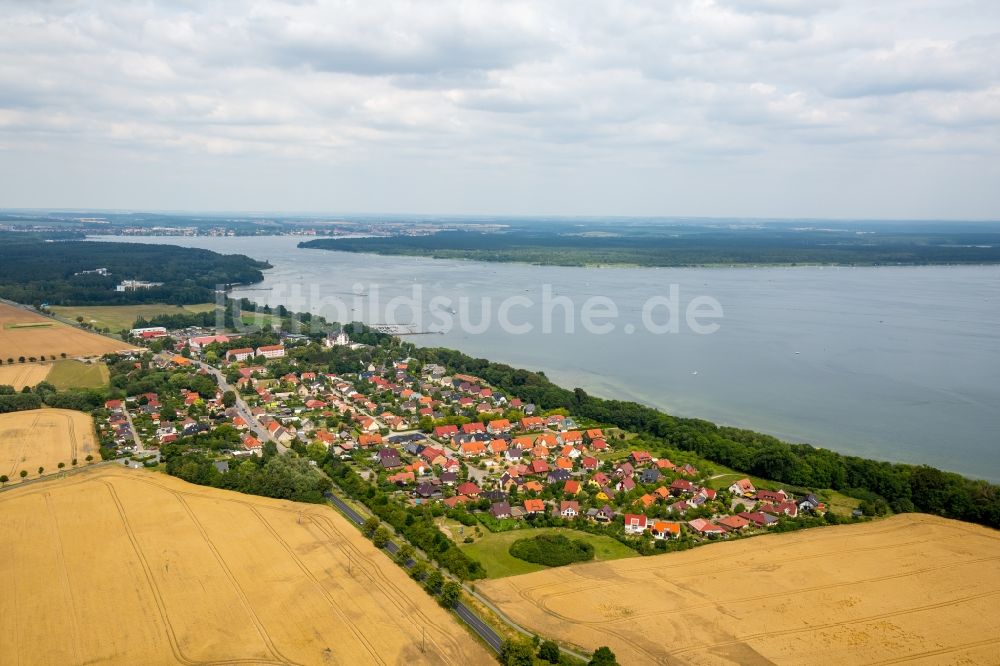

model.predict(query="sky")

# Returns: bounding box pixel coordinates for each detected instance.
[0,0,998,219]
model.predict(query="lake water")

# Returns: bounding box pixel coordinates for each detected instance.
[96,235,1000,481]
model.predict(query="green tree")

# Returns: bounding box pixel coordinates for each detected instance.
[500,639,535,666]
[439,581,461,608]
[372,526,390,548]
[362,516,380,538]
[222,390,237,408]
[306,440,328,463]
[394,543,415,565]
[20,470,27,479]
[538,639,560,663]
[589,646,618,666]
[0,474,8,486]
[424,570,444,594]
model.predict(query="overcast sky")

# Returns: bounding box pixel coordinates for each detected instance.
[1,1,998,219]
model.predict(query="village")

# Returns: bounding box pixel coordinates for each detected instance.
[98,322,832,555]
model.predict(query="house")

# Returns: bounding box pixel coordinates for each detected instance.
[189,334,231,350]
[523,499,546,514]
[388,471,415,485]
[757,489,789,503]
[631,451,653,465]
[242,435,262,454]
[564,479,581,495]
[461,422,486,435]
[590,472,610,487]
[687,518,726,537]
[433,424,458,439]
[227,348,254,362]
[547,469,571,484]
[624,513,648,534]
[651,521,681,540]
[585,428,604,441]
[359,434,383,447]
[798,494,825,513]
[640,468,661,484]
[559,500,580,517]
[581,456,599,471]
[377,448,402,469]
[487,419,511,434]
[256,345,285,359]
[729,478,757,497]
[415,482,441,499]
[761,501,798,518]
[521,416,545,430]
[670,479,696,495]
[490,502,512,519]
[739,511,778,527]
[531,459,550,475]
[615,462,635,478]
[456,481,481,497]
[717,514,750,532]
[459,441,486,457]
[443,495,469,509]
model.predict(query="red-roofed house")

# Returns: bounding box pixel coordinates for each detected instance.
[433,424,458,439]
[523,499,546,514]
[624,513,648,534]
[456,482,481,497]
[651,521,681,540]
[226,348,254,362]
[256,345,285,359]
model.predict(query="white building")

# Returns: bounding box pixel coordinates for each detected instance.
[324,331,350,348]
[256,345,285,359]
[116,280,164,292]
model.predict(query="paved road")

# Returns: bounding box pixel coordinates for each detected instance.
[121,407,146,454]
[324,490,503,653]
[186,358,287,454]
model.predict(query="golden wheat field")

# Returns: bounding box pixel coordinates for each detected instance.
[0,408,100,480]
[0,362,51,390]
[480,514,1000,665]
[0,301,137,360]
[0,466,492,665]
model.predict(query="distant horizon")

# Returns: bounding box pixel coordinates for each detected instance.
[3,207,999,225]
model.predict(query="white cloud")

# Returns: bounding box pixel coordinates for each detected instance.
[0,0,997,218]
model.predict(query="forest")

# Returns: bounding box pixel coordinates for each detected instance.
[301,226,1000,267]
[415,346,1000,529]
[0,233,270,305]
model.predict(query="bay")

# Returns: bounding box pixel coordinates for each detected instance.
[94,235,1000,481]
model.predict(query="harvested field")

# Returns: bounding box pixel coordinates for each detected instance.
[0,301,137,359]
[480,514,1000,665]
[0,408,99,480]
[0,362,50,389]
[0,466,492,665]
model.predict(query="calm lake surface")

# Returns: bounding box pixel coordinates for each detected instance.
[97,236,1000,481]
